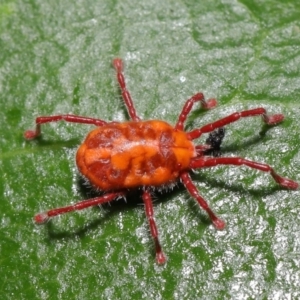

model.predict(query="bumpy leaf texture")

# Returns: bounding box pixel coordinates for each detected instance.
[0,0,299,299]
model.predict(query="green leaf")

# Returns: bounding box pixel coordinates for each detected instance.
[1,0,300,299]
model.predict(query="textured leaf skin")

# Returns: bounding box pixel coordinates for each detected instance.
[1,0,300,299]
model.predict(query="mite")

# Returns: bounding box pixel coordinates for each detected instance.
[24,58,298,264]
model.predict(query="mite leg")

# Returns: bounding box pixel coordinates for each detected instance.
[142,190,166,264]
[187,107,284,140]
[181,172,225,229]
[190,157,298,190]
[175,93,217,130]
[34,192,124,224]
[112,58,141,122]
[24,115,107,139]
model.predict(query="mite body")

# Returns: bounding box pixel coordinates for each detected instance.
[76,120,195,190]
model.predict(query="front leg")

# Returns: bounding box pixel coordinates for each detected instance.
[187,108,284,140]
[24,114,107,139]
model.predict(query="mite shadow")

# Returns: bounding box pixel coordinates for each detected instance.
[214,123,274,154]
[31,137,80,149]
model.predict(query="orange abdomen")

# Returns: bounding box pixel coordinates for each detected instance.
[76,120,196,190]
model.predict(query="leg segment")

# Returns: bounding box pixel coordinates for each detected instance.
[190,157,298,189]
[34,192,124,224]
[187,107,284,140]
[112,58,141,122]
[24,115,107,139]
[142,190,166,264]
[181,172,225,230]
[175,93,217,130]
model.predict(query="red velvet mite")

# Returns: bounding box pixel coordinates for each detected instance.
[24,58,298,264]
